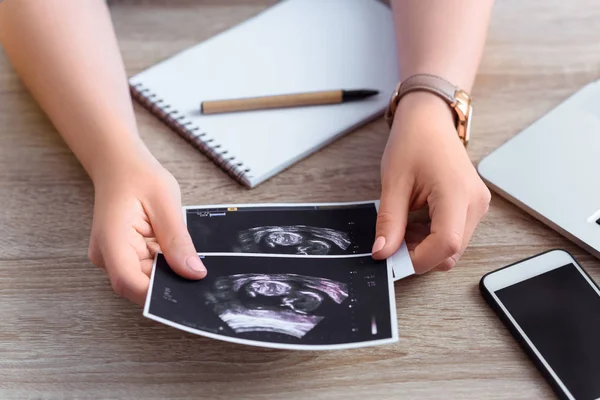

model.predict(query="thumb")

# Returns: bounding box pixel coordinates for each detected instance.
[372,181,411,260]
[150,199,207,280]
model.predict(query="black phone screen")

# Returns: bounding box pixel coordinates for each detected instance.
[495,263,600,400]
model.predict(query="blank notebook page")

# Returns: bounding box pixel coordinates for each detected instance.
[129,0,399,187]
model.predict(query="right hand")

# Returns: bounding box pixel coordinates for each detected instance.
[87,147,206,305]
[372,92,491,273]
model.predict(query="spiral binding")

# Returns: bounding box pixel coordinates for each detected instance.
[130,83,252,187]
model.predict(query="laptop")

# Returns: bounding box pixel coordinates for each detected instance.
[477,79,600,259]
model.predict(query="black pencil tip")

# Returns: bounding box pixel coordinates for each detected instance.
[342,89,379,102]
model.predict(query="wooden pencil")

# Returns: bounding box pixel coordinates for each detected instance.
[200,89,378,114]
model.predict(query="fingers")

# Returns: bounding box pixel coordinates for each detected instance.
[433,186,491,271]
[148,194,207,280]
[141,258,154,277]
[433,206,479,271]
[404,222,429,252]
[433,253,461,272]
[411,193,468,273]
[372,179,412,260]
[103,240,150,306]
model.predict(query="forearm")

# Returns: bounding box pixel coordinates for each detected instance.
[0,0,146,181]
[391,0,493,91]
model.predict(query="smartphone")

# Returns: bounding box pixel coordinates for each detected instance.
[480,249,600,400]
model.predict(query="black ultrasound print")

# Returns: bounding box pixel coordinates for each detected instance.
[186,204,376,255]
[148,254,393,347]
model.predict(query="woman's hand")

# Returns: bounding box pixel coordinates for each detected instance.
[372,91,491,273]
[87,148,206,305]
[0,0,209,304]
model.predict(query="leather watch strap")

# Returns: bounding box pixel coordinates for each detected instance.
[398,74,457,105]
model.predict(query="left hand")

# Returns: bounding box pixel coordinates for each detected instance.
[371,91,491,273]
[88,147,206,305]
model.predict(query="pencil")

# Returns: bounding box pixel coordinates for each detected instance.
[200,89,379,115]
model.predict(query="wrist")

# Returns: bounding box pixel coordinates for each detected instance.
[393,91,455,128]
[86,135,157,185]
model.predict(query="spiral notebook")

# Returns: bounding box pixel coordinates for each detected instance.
[129,0,399,188]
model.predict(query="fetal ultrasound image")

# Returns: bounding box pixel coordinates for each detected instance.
[238,225,351,255]
[185,203,377,255]
[147,254,393,347]
[205,273,348,338]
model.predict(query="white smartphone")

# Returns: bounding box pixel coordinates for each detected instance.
[480,249,600,400]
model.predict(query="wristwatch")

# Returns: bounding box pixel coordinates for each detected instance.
[384,74,473,147]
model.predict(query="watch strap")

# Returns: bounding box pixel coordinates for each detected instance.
[398,74,457,105]
[385,73,472,148]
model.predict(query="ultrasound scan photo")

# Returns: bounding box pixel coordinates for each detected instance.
[204,273,348,339]
[184,202,377,256]
[145,253,397,350]
[237,225,351,255]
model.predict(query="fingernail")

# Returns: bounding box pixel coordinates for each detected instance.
[372,236,386,254]
[186,256,206,272]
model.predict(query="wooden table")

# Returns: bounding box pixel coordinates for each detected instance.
[1,1,599,398]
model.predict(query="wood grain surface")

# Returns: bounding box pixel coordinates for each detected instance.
[1,1,599,399]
